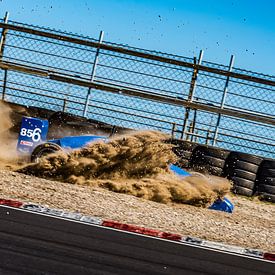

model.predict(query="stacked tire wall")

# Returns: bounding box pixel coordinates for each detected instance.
[223,152,263,197]
[170,140,198,168]
[171,139,274,202]
[256,159,275,203]
[190,145,230,177]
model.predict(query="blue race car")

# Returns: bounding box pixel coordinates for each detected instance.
[16,116,234,213]
[17,116,107,162]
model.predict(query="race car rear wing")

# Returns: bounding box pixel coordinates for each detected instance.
[17,117,49,154]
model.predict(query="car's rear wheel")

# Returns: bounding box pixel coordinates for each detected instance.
[31,142,62,163]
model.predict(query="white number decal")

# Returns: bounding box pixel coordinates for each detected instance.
[20,128,27,136]
[27,129,33,137]
[32,128,42,142]
[20,127,42,142]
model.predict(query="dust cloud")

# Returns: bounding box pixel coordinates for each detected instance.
[18,130,231,206]
[0,101,18,167]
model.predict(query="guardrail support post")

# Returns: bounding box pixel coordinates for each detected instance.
[212,55,235,146]
[181,50,203,139]
[171,123,176,139]
[83,30,104,117]
[2,69,7,100]
[206,130,211,145]
[190,107,197,142]
[0,12,9,101]
[0,12,9,59]
[194,130,199,143]
[63,98,67,112]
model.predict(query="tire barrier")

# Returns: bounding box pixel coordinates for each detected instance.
[256,159,275,203]
[170,139,275,201]
[170,140,198,168]
[48,111,128,138]
[223,152,263,197]
[190,145,231,177]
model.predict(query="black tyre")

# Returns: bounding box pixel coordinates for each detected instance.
[258,184,275,195]
[207,166,223,176]
[232,169,257,182]
[231,177,255,189]
[190,145,229,177]
[183,151,193,159]
[232,185,254,197]
[224,152,263,178]
[171,140,197,169]
[258,168,275,178]
[172,147,193,159]
[257,177,275,186]
[194,156,225,168]
[259,193,275,203]
[222,162,233,178]
[31,142,62,163]
[234,160,259,174]
[260,159,275,169]
[192,145,230,160]
[49,111,83,125]
[170,139,197,151]
[191,164,223,176]
[175,158,190,168]
[227,152,263,165]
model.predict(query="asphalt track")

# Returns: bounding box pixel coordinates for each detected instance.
[0,205,273,275]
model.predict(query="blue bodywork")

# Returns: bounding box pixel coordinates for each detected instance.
[17,117,49,154]
[209,197,234,213]
[170,164,191,177]
[49,135,106,149]
[170,164,234,213]
[17,116,234,213]
[17,117,106,154]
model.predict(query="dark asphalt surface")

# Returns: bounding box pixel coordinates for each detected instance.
[0,205,273,275]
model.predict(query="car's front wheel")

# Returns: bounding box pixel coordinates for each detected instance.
[31,142,62,163]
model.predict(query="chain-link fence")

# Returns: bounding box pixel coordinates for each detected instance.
[0,15,274,158]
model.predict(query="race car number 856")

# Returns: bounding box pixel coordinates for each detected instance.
[20,127,42,142]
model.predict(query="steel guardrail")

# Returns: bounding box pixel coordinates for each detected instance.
[0,16,274,157]
[0,22,274,87]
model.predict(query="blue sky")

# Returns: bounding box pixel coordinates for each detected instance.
[0,0,274,75]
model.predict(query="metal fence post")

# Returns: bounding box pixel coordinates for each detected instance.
[63,98,67,112]
[2,69,7,100]
[212,55,235,146]
[0,12,9,101]
[190,107,197,142]
[181,50,204,139]
[0,12,9,59]
[171,122,176,139]
[83,30,104,117]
